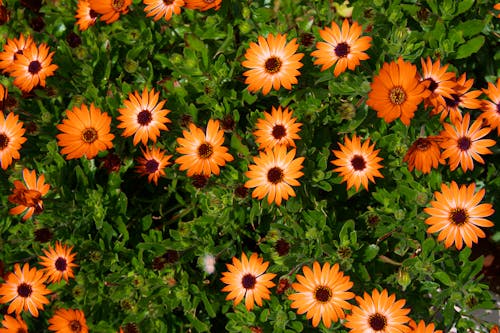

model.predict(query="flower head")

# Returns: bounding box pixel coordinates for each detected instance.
[144,0,184,20]
[344,289,411,333]
[403,136,444,174]
[288,262,354,328]
[0,263,51,317]
[419,57,456,109]
[8,168,50,221]
[48,308,88,333]
[9,42,58,93]
[311,19,371,77]
[244,145,304,206]
[439,113,495,172]
[39,241,78,283]
[117,88,171,146]
[56,103,114,160]
[135,146,172,185]
[253,106,302,150]
[89,0,132,24]
[242,33,304,95]
[0,111,27,170]
[0,34,34,74]
[184,0,221,11]
[409,320,443,333]
[175,119,233,176]
[367,57,428,125]
[424,181,494,250]
[331,134,383,191]
[221,253,276,311]
[480,78,500,135]
[75,0,98,30]
[0,315,28,333]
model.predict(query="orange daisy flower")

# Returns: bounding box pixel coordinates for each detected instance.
[242,33,304,95]
[117,88,171,146]
[75,0,98,31]
[0,263,51,317]
[419,57,456,109]
[0,314,28,333]
[48,308,88,333]
[288,262,354,328]
[0,83,7,111]
[9,42,58,93]
[480,78,500,135]
[220,252,276,311]
[403,136,444,174]
[184,0,221,11]
[8,168,50,221]
[253,106,302,150]
[39,241,78,283]
[439,113,495,172]
[144,0,184,21]
[424,181,494,250]
[135,146,172,185]
[0,111,27,170]
[409,320,443,333]
[175,119,233,176]
[244,145,304,206]
[0,34,34,74]
[433,73,482,123]
[311,19,371,77]
[56,103,114,160]
[344,289,411,333]
[367,57,428,125]
[331,134,383,191]
[89,0,132,24]
[491,325,499,333]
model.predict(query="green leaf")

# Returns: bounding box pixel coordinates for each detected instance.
[433,271,453,286]
[363,244,380,262]
[455,35,485,59]
[457,0,474,15]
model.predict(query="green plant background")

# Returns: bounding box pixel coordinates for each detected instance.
[0,0,499,332]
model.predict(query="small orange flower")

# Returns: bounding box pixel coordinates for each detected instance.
[117,88,171,146]
[9,42,58,93]
[367,57,428,125]
[0,263,51,317]
[419,57,456,109]
[491,325,499,333]
[242,33,304,95]
[135,146,172,185]
[8,168,50,221]
[56,103,114,160]
[244,145,304,206]
[175,119,233,176]
[75,0,98,31]
[439,113,495,172]
[89,0,132,24]
[494,3,500,17]
[39,241,78,283]
[0,314,29,333]
[403,136,444,174]
[144,0,184,21]
[480,78,500,135]
[0,111,27,170]
[344,289,411,333]
[221,253,276,311]
[184,0,221,11]
[433,73,482,123]
[48,308,88,333]
[311,19,371,77]
[331,134,383,191]
[253,106,302,150]
[0,83,7,111]
[424,181,494,250]
[0,34,34,74]
[288,262,354,328]
[409,320,443,333]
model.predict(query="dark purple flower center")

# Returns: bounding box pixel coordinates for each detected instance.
[0,133,9,150]
[17,283,32,298]
[427,78,438,92]
[415,138,431,151]
[351,155,366,171]
[264,56,282,74]
[81,127,98,143]
[69,320,82,332]
[241,273,256,289]
[137,110,153,126]
[145,159,159,173]
[445,94,460,108]
[457,137,471,151]
[368,313,387,331]
[314,286,332,303]
[55,257,68,271]
[334,42,350,58]
[28,60,41,74]
[267,167,284,184]
[450,208,468,225]
[198,143,213,159]
[272,124,286,139]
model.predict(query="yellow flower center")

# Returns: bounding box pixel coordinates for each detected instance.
[389,86,406,105]
[264,56,282,74]
[81,127,98,143]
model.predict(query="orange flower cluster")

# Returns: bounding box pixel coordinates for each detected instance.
[220,254,447,331]
[0,34,58,93]
[0,242,81,331]
[75,0,222,30]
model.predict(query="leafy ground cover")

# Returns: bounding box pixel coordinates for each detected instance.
[0,0,499,332]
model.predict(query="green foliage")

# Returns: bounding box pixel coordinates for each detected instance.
[0,0,499,332]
